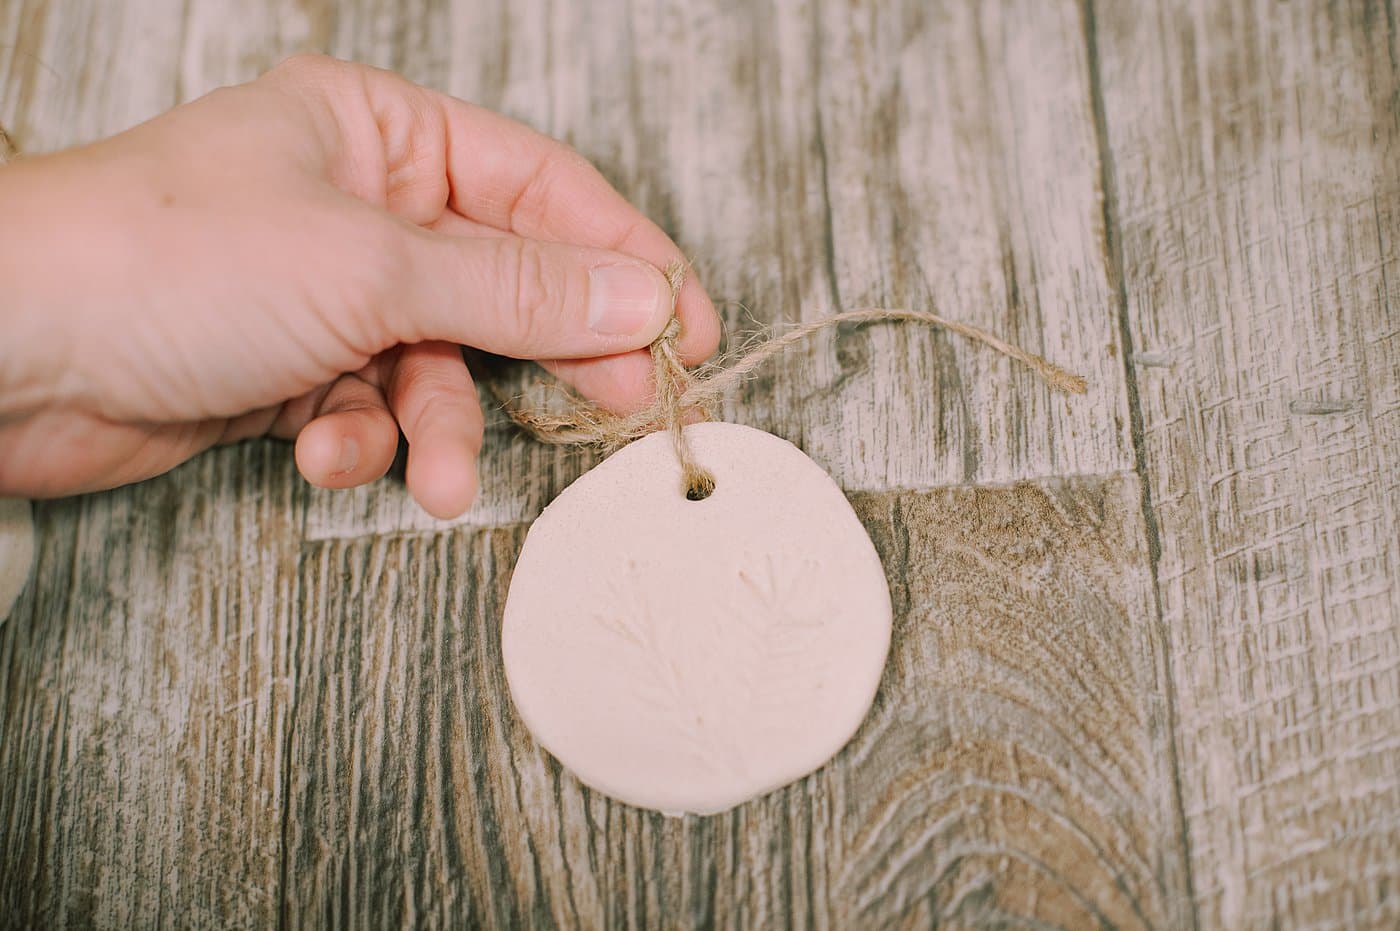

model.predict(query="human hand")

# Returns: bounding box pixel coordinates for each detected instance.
[0,55,719,517]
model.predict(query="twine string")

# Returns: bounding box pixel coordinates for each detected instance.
[508,262,1088,499]
[650,262,716,499]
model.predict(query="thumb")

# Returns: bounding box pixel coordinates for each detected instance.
[397,228,676,359]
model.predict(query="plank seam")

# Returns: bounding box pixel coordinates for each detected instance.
[275,544,308,931]
[295,470,1159,544]
[1079,1,1201,927]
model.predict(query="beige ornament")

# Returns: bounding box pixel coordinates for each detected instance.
[0,498,34,626]
[503,422,891,815]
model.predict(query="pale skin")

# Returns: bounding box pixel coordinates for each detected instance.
[0,54,721,518]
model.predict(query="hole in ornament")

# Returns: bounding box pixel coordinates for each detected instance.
[685,472,716,501]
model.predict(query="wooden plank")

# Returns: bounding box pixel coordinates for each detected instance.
[1090,0,1400,926]
[281,475,1187,928]
[0,445,302,927]
[0,0,185,148]
[0,0,1192,926]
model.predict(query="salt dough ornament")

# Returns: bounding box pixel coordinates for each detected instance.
[503,422,891,815]
[0,498,35,626]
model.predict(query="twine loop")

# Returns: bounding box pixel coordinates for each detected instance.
[648,268,716,499]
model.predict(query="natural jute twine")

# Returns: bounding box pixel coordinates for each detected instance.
[507,262,1088,499]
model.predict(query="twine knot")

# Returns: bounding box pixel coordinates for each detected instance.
[649,271,716,500]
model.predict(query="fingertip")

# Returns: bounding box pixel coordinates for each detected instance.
[295,410,397,488]
[407,436,480,519]
[294,418,344,484]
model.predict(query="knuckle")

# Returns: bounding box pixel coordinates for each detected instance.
[497,238,560,349]
[544,144,595,182]
[510,144,594,229]
[411,390,468,439]
[395,365,482,449]
[264,54,368,100]
[268,52,337,82]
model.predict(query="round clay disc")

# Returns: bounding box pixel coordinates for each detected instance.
[0,498,34,626]
[502,422,892,815]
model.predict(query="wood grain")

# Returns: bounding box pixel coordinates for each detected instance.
[0,444,302,927]
[1091,0,1400,926]
[3,468,1181,928]
[278,476,1183,929]
[2,0,1397,927]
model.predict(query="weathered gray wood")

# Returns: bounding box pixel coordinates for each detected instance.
[2,470,1182,928]
[0,444,302,927]
[280,476,1184,929]
[1092,0,1400,926]
[5,0,1398,927]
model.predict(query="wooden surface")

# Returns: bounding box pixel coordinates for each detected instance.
[0,0,1395,927]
